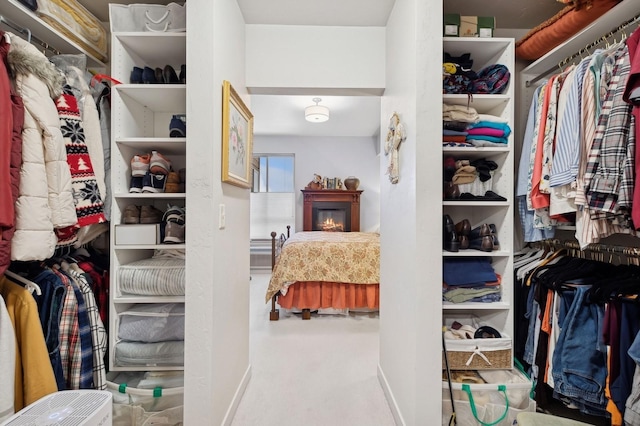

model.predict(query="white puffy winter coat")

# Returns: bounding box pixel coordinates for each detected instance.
[8,35,77,261]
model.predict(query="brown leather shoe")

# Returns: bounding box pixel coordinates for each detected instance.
[469,235,494,252]
[444,181,460,199]
[123,205,140,224]
[140,205,164,224]
[165,171,181,193]
[455,219,471,249]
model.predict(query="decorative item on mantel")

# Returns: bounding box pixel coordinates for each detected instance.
[306,173,323,190]
[344,176,360,190]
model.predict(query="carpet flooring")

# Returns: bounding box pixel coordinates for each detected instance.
[230,272,396,426]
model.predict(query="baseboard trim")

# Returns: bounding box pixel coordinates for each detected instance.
[378,363,405,426]
[222,364,252,426]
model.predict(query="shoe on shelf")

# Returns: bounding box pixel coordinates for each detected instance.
[122,205,141,224]
[162,205,185,244]
[469,235,494,252]
[131,153,151,177]
[455,219,471,250]
[140,205,164,224]
[129,176,143,193]
[142,172,167,193]
[469,223,491,240]
[149,150,171,175]
[178,168,186,184]
[444,182,460,200]
[130,66,143,84]
[169,115,186,138]
[165,171,181,193]
[142,66,158,84]
[155,67,164,85]
[163,65,180,84]
[179,64,186,84]
[443,214,459,252]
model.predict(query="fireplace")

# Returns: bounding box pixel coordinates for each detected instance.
[313,202,350,232]
[302,189,363,232]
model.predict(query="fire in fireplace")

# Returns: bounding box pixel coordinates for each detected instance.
[312,202,351,232]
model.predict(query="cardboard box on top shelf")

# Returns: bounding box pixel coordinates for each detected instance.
[460,16,495,38]
[443,13,460,37]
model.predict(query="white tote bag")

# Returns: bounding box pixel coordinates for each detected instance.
[109,3,186,33]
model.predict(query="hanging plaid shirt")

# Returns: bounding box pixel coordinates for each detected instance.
[65,271,94,389]
[584,45,635,229]
[55,268,79,389]
[54,268,94,389]
[64,264,107,390]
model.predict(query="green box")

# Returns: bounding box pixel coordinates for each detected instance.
[460,16,495,38]
[443,13,460,37]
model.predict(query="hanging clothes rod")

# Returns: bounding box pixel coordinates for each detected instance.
[558,12,640,69]
[525,12,640,87]
[0,14,61,56]
[534,239,640,258]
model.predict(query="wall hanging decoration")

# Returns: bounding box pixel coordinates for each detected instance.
[222,80,254,188]
[384,112,406,184]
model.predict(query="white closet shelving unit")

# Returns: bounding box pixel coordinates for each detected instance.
[442,37,515,361]
[1,0,106,68]
[109,28,186,371]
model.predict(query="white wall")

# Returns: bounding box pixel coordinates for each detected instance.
[378,0,443,424]
[184,0,251,424]
[246,25,385,94]
[254,135,380,233]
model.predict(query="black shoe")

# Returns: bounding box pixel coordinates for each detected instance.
[443,215,459,252]
[164,65,180,84]
[130,66,143,84]
[142,66,157,84]
[155,67,164,84]
[179,64,186,84]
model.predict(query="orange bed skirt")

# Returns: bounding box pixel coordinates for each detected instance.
[277,281,379,310]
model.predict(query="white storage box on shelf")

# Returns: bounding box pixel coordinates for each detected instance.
[442,368,535,426]
[114,224,161,245]
[107,371,184,426]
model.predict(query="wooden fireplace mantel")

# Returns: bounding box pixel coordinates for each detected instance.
[301,189,363,232]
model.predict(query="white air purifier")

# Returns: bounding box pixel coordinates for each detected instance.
[1,390,112,426]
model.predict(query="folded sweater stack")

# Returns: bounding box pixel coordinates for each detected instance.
[465,114,511,147]
[443,104,479,147]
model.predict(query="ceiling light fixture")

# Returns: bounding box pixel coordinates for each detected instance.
[305,97,330,123]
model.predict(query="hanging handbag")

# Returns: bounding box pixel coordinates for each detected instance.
[109,3,187,33]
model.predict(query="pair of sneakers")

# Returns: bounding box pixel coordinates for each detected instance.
[130,172,167,193]
[130,151,172,193]
[131,151,171,176]
[161,205,185,244]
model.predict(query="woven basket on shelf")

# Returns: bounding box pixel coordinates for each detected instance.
[442,336,512,370]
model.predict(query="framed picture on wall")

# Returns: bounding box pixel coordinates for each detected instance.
[222,80,254,188]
